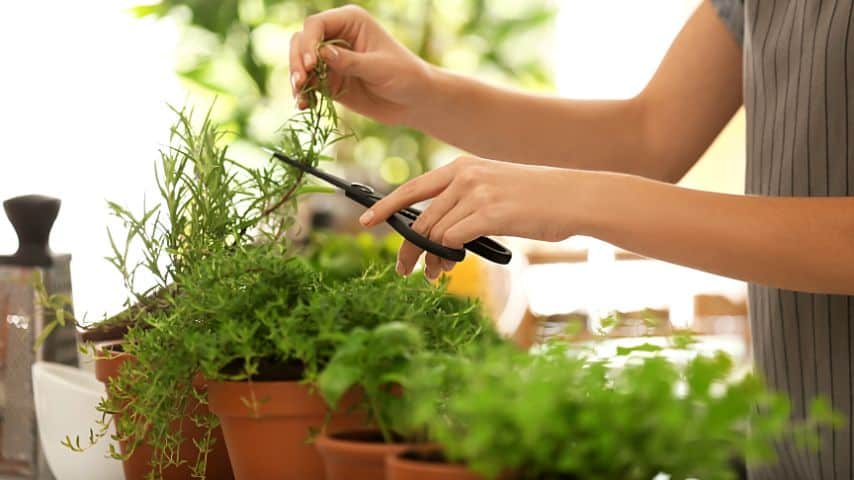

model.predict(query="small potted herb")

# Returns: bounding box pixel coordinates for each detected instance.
[49,101,304,480]
[172,242,365,480]
[389,341,841,480]
[311,279,499,480]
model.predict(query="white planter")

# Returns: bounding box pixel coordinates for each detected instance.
[31,362,123,480]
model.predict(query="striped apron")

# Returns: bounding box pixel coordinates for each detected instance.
[713,0,854,478]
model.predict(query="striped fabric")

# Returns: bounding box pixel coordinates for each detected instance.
[712,0,854,479]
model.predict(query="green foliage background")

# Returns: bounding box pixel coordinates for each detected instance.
[133,0,555,185]
[419,342,841,480]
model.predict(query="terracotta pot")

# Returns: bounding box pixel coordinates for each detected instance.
[387,450,485,480]
[208,380,367,480]
[316,429,418,480]
[94,347,234,480]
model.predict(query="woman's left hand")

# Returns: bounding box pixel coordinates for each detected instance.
[359,156,593,279]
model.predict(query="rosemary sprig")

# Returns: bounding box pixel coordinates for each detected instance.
[268,39,354,215]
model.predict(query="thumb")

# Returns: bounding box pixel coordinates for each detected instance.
[319,45,384,82]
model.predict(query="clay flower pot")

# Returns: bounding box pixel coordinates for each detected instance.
[315,429,418,480]
[387,449,485,480]
[207,380,367,480]
[94,346,233,480]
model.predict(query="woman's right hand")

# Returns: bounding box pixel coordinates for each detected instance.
[289,5,434,126]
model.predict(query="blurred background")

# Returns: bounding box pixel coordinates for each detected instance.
[0,0,748,360]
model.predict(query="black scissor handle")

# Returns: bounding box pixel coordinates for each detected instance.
[464,236,512,265]
[398,203,512,265]
[346,185,512,265]
[385,212,467,262]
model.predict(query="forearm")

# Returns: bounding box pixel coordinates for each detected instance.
[409,69,652,176]
[580,173,854,295]
[405,1,742,183]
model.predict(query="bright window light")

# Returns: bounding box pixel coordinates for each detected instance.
[554,0,700,99]
[0,0,182,321]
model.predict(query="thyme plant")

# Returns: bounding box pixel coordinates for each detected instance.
[104,241,496,477]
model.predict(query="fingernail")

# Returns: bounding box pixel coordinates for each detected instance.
[290,72,300,91]
[325,45,339,59]
[442,260,454,272]
[426,268,439,281]
[304,52,313,68]
[359,210,374,225]
[396,259,405,276]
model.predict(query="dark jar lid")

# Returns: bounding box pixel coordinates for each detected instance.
[0,194,61,267]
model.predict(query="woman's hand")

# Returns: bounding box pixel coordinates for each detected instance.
[289,5,434,125]
[359,156,593,279]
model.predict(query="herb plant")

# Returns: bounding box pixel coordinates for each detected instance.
[68,104,317,477]
[302,231,399,282]
[62,43,500,480]
[311,271,500,442]
[80,39,348,341]
[420,342,840,480]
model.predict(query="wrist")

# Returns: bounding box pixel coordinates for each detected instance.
[402,65,463,131]
[568,169,624,239]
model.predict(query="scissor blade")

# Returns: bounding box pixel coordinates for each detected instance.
[263,148,350,191]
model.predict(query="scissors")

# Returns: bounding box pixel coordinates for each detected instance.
[265,148,512,265]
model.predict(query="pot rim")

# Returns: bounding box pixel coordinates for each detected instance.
[93,343,134,384]
[316,429,422,456]
[207,379,341,417]
[388,448,477,475]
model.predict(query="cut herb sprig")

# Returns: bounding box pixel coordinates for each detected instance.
[272,39,354,215]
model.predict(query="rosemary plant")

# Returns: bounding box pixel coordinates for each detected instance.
[65,101,321,477]
[79,41,350,340]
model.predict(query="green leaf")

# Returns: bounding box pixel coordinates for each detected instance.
[317,362,361,408]
[296,185,336,196]
[129,3,167,18]
[615,343,663,356]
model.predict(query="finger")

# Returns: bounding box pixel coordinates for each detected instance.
[429,201,477,248]
[299,16,323,71]
[409,183,461,240]
[328,72,346,99]
[398,208,442,278]
[319,46,385,82]
[428,202,476,273]
[417,193,458,280]
[424,253,442,280]
[410,211,441,280]
[441,258,456,272]
[300,6,366,71]
[442,214,489,251]
[289,32,306,97]
[397,240,423,276]
[359,165,455,227]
